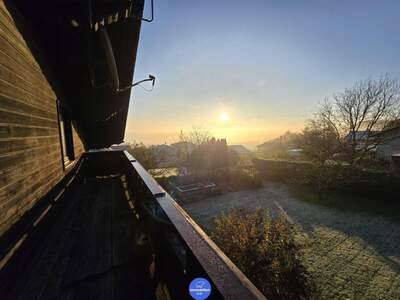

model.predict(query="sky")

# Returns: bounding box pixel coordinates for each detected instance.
[125,0,400,148]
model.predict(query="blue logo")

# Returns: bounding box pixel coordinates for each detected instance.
[189,277,211,300]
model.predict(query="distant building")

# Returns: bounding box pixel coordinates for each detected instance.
[345,130,380,151]
[170,141,196,155]
[346,122,400,164]
[151,144,178,167]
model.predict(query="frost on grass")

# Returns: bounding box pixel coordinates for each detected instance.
[183,183,400,299]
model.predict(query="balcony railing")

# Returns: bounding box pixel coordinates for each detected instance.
[0,150,265,299]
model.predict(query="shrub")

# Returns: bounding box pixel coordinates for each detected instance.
[211,209,314,300]
[208,167,263,191]
[254,158,400,199]
[253,158,311,182]
[294,163,348,195]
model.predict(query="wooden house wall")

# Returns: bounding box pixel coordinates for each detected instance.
[0,1,84,235]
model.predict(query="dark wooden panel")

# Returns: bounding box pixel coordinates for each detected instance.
[0,157,60,203]
[0,135,59,155]
[63,178,113,285]
[72,127,84,157]
[0,64,57,107]
[0,94,57,120]
[0,10,40,67]
[0,149,60,184]
[0,161,62,224]
[0,124,58,139]
[0,108,58,128]
[0,79,55,110]
[0,143,60,171]
[0,1,84,234]
[0,43,53,91]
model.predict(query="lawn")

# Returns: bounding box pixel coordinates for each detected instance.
[291,187,400,222]
[182,183,400,299]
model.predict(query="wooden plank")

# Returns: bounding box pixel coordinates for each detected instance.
[0,174,155,299]
[0,145,60,178]
[0,158,61,208]
[0,152,61,208]
[0,64,56,105]
[0,143,60,171]
[0,168,62,235]
[112,176,142,265]
[0,8,34,50]
[112,262,155,300]
[0,135,59,154]
[1,177,83,299]
[0,124,58,139]
[0,108,58,128]
[0,17,40,68]
[60,270,114,300]
[0,149,60,186]
[1,176,61,233]
[0,78,55,110]
[73,128,84,155]
[0,1,13,19]
[0,46,53,93]
[0,150,61,192]
[111,177,155,299]
[0,135,59,155]
[63,178,113,285]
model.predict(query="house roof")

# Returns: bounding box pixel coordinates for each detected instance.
[379,121,400,137]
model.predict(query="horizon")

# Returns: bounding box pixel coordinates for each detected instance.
[124,0,400,147]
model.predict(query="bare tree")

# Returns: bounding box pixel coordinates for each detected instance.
[178,127,212,146]
[176,127,212,165]
[128,142,168,176]
[317,75,400,165]
[299,118,340,165]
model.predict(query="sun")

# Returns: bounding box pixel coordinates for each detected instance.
[219,112,230,122]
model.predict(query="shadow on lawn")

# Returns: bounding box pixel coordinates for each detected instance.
[287,186,400,274]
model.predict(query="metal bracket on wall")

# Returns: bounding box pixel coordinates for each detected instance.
[129,0,154,22]
[97,26,155,93]
[87,0,155,92]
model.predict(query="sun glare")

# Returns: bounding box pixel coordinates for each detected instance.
[219,112,230,122]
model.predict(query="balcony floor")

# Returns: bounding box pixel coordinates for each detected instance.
[0,175,155,300]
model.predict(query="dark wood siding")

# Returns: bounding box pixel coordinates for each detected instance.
[0,1,83,234]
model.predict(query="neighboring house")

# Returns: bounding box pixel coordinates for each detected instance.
[152,144,179,167]
[345,130,380,151]
[376,126,400,162]
[171,141,196,154]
